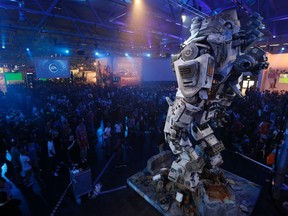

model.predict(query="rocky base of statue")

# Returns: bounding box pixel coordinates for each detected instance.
[127,151,261,216]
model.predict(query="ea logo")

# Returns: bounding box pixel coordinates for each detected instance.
[49,63,58,73]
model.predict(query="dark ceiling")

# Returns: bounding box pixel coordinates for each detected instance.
[0,0,288,66]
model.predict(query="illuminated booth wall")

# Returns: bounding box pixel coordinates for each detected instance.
[112,57,142,86]
[108,57,176,84]
[260,53,288,91]
[75,57,181,85]
[0,68,6,93]
[142,58,176,82]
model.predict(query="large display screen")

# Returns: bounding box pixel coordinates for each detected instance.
[4,72,23,81]
[279,73,288,83]
[34,57,70,78]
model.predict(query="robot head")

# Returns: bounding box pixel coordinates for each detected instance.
[196,9,241,38]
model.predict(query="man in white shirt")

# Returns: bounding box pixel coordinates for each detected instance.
[19,150,33,187]
[103,123,112,155]
[47,136,58,176]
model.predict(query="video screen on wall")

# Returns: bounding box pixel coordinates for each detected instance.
[279,73,288,84]
[34,57,70,78]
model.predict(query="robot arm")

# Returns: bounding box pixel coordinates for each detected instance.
[234,47,269,75]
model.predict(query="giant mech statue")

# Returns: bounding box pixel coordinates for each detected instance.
[164,9,269,192]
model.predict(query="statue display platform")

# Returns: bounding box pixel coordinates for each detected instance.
[127,151,261,216]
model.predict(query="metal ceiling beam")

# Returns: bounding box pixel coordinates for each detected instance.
[0,23,124,43]
[167,0,177,22]
[62,4,86,37]
[0,2,128,33]
[87,0,103,23]
[36,0,60,30]
[265,15,288,22]
[107,0,130,7]
[112,20,183,40]
[231,0,253,15]
[109,10,127,22]
[0,2,185,42]
[168,0,208,18]
[33,0,44,11]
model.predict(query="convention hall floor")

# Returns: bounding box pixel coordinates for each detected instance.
[2,132,288,216]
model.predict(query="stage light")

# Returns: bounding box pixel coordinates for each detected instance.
[147,53,151,57]
[134,0,141,5]
[1,32,5,50]
[95,52,99,56]
[149,46,152,49]
[273,35,276,39]
[65,50,69,54]
[125,53,129,57]
[281,47,285,51]
[26,48,30,51]
[181,15,186,22]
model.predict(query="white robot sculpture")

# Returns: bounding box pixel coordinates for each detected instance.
[164,9,269,192]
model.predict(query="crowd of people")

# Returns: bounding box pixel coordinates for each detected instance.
[219,88,288,164]
[0,80,175,183]
[0,79,287,215]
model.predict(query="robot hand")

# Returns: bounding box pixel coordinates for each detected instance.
[214,105,229,128]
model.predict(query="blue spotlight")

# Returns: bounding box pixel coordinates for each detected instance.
[125,53,129,57]
[95,52,99,56]
[26,48,30,51]
[65,50,69,54]
[147,53,151,57]
[2,45,5,49]
[281,47,285,51]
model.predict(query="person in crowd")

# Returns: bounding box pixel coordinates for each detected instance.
[26,139,41,174]
[114,120,123,141]
[103,122,112,156]
[266,133,285,167]
[258,119,272,142]
[96,122,104,145]
[9,141,22,185]
[114,138,127,169]
[66,134,79,166]
[19,148,33,187]
[47,135,59,177]
[76,118,89,163]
